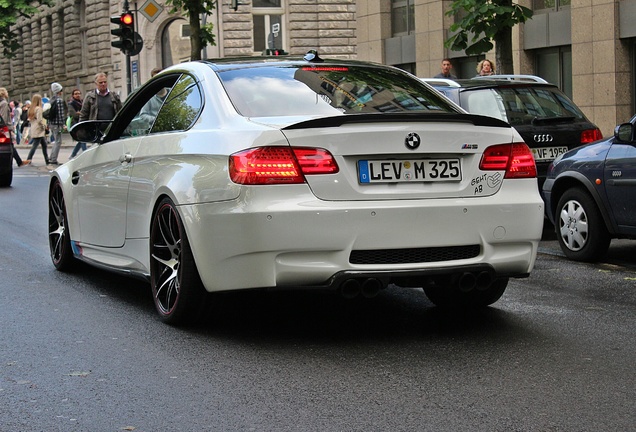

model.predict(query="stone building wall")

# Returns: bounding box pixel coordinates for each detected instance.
[0,0,358,104]
[1,1,126,104]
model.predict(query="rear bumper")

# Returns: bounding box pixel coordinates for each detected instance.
[180,180,544,292]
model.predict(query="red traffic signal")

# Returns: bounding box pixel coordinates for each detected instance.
[121,12,134,27]
[110,11,137,55]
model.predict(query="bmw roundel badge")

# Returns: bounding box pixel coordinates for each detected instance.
[405,132,421,150]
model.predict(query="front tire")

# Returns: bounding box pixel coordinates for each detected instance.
[150,198,206,325]
[48,180,77,271]
[555,187,610,262]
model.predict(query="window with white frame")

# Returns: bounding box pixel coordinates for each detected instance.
[253,2,284,53]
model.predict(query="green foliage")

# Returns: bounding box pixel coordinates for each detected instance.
[0,0,54,58]
[445,0,533,55]
[165,0,216,60]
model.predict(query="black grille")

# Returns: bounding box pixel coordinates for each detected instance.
[349,245,481,265]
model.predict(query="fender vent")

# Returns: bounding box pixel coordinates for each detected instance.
[350,245,480,265]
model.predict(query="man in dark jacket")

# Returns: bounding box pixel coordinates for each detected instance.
[79,72,122,123]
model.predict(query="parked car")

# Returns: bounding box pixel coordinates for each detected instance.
[0,116,13,187]
[422,75,602,189]
[53,53,544,324]
[543,114,636,262]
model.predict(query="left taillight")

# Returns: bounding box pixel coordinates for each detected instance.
[229,147,338,185]
[480,142,537,179]
[0,125,11,145]
[581,128,603,144]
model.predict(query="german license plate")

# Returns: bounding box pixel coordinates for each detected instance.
[358,159,461,183]
[532,146,568,162]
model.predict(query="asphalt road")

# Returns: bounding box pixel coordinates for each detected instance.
[1,159,635,432]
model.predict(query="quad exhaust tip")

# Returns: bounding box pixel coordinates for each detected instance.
[339,278,385,299]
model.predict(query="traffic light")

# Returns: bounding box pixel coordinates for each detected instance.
[110,12,136,55]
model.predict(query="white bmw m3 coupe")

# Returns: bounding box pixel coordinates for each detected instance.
[50,52,544,324]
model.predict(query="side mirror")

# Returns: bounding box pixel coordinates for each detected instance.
[614,123,635,143]
[70,120,111,143]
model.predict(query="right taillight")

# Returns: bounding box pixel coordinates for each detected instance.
[480,142,537,179]
[581,128,603,144]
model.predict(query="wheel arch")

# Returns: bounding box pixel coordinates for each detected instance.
[550,171,616,234]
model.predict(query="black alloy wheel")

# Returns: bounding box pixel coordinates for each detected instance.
[150,198,206,325]
[48,180,77,271]
[555,187,610,262]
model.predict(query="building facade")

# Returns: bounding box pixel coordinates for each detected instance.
[0,0,356,103]
[1,0,634,137]
[356,0,636,136]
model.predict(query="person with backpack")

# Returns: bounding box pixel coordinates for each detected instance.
[47,82,68,165]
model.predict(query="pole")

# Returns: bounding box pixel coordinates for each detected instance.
[126,53,132,95]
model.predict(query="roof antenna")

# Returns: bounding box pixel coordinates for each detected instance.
[304,50,323,62]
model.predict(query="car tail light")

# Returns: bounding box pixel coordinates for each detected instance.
[0,125,11,145]
[229,147,338,185]
[580,128,603,144]
[480,142,537,179]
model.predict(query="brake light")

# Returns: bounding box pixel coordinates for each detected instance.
[0,125,10,145]
[229,147,338,185]
[480,142,537,179]
[580,128,602,144]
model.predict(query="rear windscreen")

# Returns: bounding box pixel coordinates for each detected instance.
[460,86,588,126]
[218,65,460,117]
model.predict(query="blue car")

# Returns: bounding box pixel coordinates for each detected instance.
[543,114,636,261]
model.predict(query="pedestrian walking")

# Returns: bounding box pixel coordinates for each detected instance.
[79,72,122,123]
[47,82,68,165]
[0,87,26,167]
[68,88,86,159]
[19,100,30,145]
[11,100,22,145]
[23,94,49,166]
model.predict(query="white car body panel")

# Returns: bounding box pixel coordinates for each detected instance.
[51,58,544,306]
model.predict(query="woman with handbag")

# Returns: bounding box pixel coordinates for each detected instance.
[23,94,49,165]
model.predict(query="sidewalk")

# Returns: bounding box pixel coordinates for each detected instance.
[15,140,79,172]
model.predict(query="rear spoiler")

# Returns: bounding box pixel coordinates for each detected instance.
[282,113,510,130]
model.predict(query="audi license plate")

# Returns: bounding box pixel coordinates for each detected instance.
[358,159,461,183]
[532,146,568,162]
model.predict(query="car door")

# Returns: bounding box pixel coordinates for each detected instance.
[604,141,636,230]
[75,75,180,247]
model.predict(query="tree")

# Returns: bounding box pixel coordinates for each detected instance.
[165,0,216,61]
[0,0,54,58]
[445,0,533,74]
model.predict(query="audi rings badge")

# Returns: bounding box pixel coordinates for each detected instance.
[533,134,554,143]
[405,132,421,150]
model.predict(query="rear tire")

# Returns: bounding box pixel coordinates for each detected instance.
[424,277,508,308]
[150,198,206,325]
[555,187,610,262]
[48,180,77,271]
[0,167,12,187]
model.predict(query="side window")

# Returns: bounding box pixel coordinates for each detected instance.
[151,74,202,133]
[115,74,181,139]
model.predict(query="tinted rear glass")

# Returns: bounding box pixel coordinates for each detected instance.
[218,65,459,117]
[459,86,588,126]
